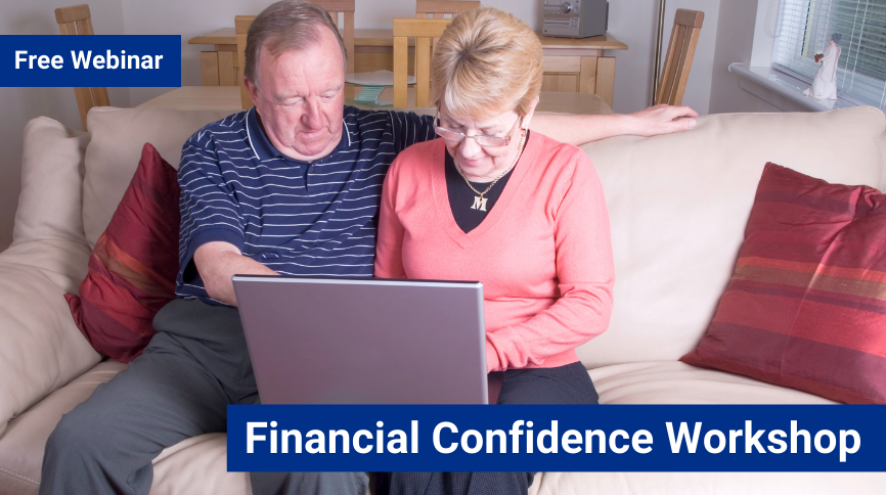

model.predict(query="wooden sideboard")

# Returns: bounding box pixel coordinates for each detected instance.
[189,29,627,106]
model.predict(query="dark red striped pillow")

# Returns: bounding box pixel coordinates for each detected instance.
[681,163,886,404]
[65,143,179,362]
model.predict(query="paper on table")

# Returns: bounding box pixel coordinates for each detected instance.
[344,70,416,87]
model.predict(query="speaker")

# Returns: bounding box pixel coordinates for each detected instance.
[542,0,609,38]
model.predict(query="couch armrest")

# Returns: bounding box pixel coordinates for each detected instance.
[0,115,103,435]
[0,241,99,436]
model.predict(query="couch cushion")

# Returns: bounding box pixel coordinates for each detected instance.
[590,361,835,405]
[152,434,250,495]
[0,361,252,495]
[578,107,886,369]
[67,144,180,363]
[0,361,124,495]
[0,261,101,438]
[83,107,235,247]
[532,472,886,495]
[12,117,89,246]
[682,163,886,404]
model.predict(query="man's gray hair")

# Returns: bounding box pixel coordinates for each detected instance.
[244,0,347,89]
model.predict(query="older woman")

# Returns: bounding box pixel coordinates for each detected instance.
[374,7,614,494]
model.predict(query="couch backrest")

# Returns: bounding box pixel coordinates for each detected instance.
[83,107,236,247]
[82,105,886,370]
[577,106,886,369]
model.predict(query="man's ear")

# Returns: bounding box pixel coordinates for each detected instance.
[244,76,260,107]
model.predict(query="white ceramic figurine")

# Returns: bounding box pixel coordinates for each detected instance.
[804,33,842,100]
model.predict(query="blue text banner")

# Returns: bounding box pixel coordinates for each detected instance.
[227,405,886,472]
[3,35,180,87]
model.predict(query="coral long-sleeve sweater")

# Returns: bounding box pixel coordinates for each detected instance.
[374,133,614,372]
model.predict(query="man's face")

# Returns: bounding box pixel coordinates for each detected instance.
[246,26,345,161]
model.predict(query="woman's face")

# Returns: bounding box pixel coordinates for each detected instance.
[437,105,527,182]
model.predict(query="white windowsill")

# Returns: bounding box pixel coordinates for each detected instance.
[728,63,860,112]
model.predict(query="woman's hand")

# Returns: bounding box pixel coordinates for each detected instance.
[622,104,698,136]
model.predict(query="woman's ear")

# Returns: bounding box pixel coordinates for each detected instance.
[520,95,541,130]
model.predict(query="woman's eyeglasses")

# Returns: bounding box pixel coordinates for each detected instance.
[434,113,523,148]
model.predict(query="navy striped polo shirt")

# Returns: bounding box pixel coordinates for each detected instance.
[176,106,435,304]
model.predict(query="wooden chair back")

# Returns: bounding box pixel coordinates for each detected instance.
[318,0,355,76]
[415,0,480,18]
[415,0,477,82]
[236,15,255,110]
[654,9,704,106]
[393,18,451,108]
[236,0,356,110]
[55,4,110,131]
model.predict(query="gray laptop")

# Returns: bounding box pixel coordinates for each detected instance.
[232,275,490,405]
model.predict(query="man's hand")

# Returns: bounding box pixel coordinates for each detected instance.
[621,104,698,137]
[193,241,278,306]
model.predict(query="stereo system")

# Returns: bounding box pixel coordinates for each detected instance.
[542,0,609,39]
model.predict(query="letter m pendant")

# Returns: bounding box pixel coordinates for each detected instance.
[471,196,488,212]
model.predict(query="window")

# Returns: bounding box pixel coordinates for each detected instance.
[772,0,886,109]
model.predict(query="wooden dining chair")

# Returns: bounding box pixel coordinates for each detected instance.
[236,0,356,110]
[55,4,110,131]
[393,18,452,108]
[316,0,355,77]
[415,0,480,19]
[415,0,478,92]
[236,15,255,110]
[654,9,704,106]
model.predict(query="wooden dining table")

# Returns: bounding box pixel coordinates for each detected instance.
[188,28,627,106]
[138,86,614,115]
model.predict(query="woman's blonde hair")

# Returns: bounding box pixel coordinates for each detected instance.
[431,7,544,119]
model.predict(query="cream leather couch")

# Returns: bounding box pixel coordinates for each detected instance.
[1,105,885,495]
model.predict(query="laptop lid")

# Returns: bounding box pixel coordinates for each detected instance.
[232,275,488,405]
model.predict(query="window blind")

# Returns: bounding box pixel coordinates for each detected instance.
[772,0,886,109]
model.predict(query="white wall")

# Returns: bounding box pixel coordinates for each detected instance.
[708,0,781,113]
[0,0,128,250]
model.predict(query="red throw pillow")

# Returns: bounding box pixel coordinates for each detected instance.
[66,143,179,362]
[681,163,886,404]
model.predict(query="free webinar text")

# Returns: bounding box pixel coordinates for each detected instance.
[14,50,163,70]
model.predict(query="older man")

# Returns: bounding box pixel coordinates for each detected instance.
[40,2,696,495]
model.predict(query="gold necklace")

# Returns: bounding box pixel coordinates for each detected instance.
[453,129,526,212]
